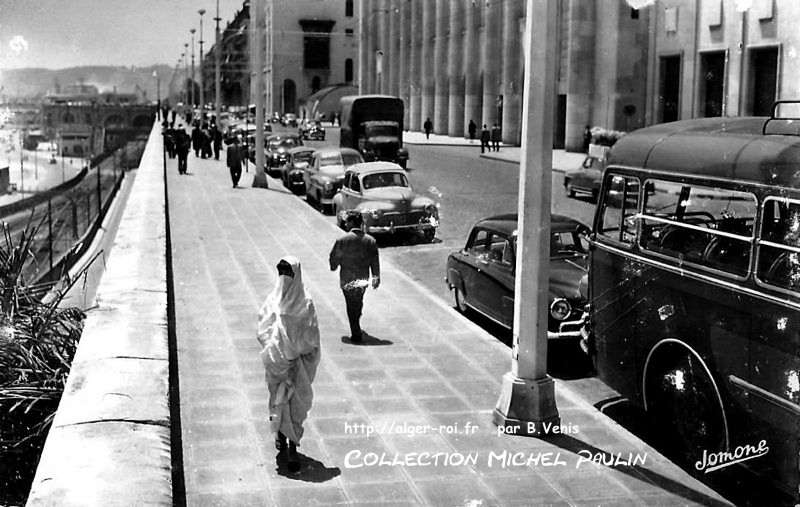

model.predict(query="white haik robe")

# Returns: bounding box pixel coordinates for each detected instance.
[257,256,320,444]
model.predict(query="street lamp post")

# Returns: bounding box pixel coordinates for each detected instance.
[183,44,189,107]
[198,9,206,119]
[153,70,160,117]
[190,29,196,108]
[215,0,222,122]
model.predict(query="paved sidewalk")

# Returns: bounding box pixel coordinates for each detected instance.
[167,145,732,505]
[403,130,586,173]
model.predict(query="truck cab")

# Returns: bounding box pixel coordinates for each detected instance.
[340,95,409,169]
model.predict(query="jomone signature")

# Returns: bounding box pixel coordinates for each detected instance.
[694,440,769,474]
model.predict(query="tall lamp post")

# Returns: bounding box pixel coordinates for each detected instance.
[190,28,196,108]
[198,9,206,119]
[183,45,189,106]
[153,70,160,118]
[214,0,222,122]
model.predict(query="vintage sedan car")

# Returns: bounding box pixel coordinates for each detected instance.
[279,146,316,195]
[299,121,325,141]
[563,155,603,201]
[333,162,439,241]
[265,134,303,174]
[304,147,364,213]
[446,214,589,339]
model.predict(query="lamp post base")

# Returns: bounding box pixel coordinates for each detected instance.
[252,172,269,188]
[493,371,560,437]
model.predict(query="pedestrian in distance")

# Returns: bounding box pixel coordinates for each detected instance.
[468,119,477,143]
[163,126,176,159]
[329,212,380,343]
[175,129,191,175]
[423,117,433,140]
[191,122,202,158]
[583,125,592,154]
[201,123,213,159]
[211,124,222,161]
[491,123,502,152]
[480,124,490,153]
[227,136,243,188]
[257,256,321,474]
[170,109,177,129]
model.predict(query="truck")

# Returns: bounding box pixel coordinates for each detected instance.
[339,95,409,169]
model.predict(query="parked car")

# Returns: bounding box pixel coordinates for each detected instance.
[333,161,439,242]
[299,120,325,141]
[304,147,364,213]
[563,155,603,201]
[265,134,303,174]
[446,214,589,339]
[282,113,298,127]
[271,112,282,123]
[280,146,316,195]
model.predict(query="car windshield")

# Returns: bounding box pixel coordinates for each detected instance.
[320,152,364,168]
[293,152,314,164]
[365,125,399,137]
[269,138,299,149]
[362,172,409,189]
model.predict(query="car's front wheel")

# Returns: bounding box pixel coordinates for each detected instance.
[453,286,468,313]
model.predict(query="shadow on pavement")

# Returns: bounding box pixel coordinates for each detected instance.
[542,434,732,507]
[275,451,341,483]
[340,333,393,346]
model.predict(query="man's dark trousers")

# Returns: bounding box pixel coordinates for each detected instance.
[343,285,366,339]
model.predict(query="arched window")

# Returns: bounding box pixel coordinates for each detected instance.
[345,58,354,83]
[345,0,353,17]
[311,76,321,93]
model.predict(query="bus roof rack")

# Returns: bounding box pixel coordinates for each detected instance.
[762,100,800,135]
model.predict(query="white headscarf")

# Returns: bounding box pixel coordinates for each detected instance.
[256,256,320,443]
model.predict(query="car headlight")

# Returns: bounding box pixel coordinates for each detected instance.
[362,208,382,219]
[323,181,333,191]
[550,298,572,321]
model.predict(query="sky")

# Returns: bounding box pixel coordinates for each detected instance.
[0,0,246,69]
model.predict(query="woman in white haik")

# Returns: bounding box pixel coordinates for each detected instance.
[257,256,321,473]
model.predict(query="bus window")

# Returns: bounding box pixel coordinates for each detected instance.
[598,174,640,245]
[639,179,756,276]
[757,198,800,291]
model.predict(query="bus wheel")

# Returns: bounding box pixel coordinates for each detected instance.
[643,350,727,467]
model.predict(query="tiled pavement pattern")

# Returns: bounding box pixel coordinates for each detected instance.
[167,140,732,506]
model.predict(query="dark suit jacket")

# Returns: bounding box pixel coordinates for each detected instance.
[329,230,380,289]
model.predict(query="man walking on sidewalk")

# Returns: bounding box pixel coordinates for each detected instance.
[175,129,190,175]
[491,123,502,152]
[480,124,490,153]
[329,212,380,342]
[227,137,243,188]
[423,117,433,140]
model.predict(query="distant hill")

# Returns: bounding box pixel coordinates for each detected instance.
[0,65,175,102]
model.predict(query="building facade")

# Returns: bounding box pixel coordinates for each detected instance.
[359,0,650,149]
[647,0,800,123]
[250,0,359,116]
[42,86,154,156]
[201,1,251,109]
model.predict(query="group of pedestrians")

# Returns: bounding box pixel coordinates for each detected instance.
[191,121,223,161]
[479,122,502,153]
[256,211,379,472]
[162,123,192,175]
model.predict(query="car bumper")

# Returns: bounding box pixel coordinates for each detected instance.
[365,216,438,235]
[546,315,587,340]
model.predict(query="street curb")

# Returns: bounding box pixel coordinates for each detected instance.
[478,153,568,173]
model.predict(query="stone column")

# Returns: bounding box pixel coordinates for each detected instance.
[481,0,502,127]
[447,0,465,137]
[463,0,482,134]
[378,0,390,94]
[399,0,411,127]
[501,0,524,144]
[388,1,401,97]
[420,0,436,131]
[365,0,376,93]
[409,0,422,129]
[433,0,449,133]
[358,0,370,93]
[565,0,595,151]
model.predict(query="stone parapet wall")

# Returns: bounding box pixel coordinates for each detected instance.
[27,121,172,506]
